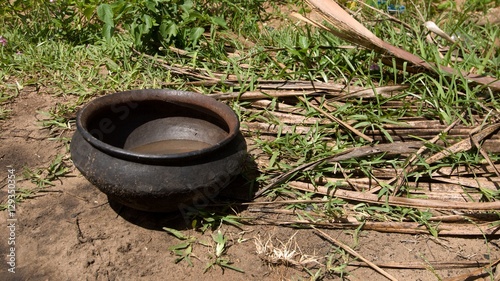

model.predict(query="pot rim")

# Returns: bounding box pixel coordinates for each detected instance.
[75,89,240,162]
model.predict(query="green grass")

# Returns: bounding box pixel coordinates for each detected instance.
[1,0,500,277]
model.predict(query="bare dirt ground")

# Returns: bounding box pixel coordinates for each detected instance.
[1,87,500,281]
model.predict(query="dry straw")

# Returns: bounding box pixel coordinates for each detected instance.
[294,0,500,91]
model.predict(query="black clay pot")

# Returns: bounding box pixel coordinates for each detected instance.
[70,89,247,212]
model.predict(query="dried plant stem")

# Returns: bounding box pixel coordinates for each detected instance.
[442,257,500,281]
[289,181,500,210]
[212,90,321,101]
[421,123,500,166]
[313,227,398,281]
[392,117,463,194]
[298,96,374,142]
[469,121,500,178]
[349,260,492,270]
[251,216,500,236]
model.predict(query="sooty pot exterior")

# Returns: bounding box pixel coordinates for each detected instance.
[71,131,246,212]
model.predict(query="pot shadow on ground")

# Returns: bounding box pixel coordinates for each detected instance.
[107,155,260,231]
